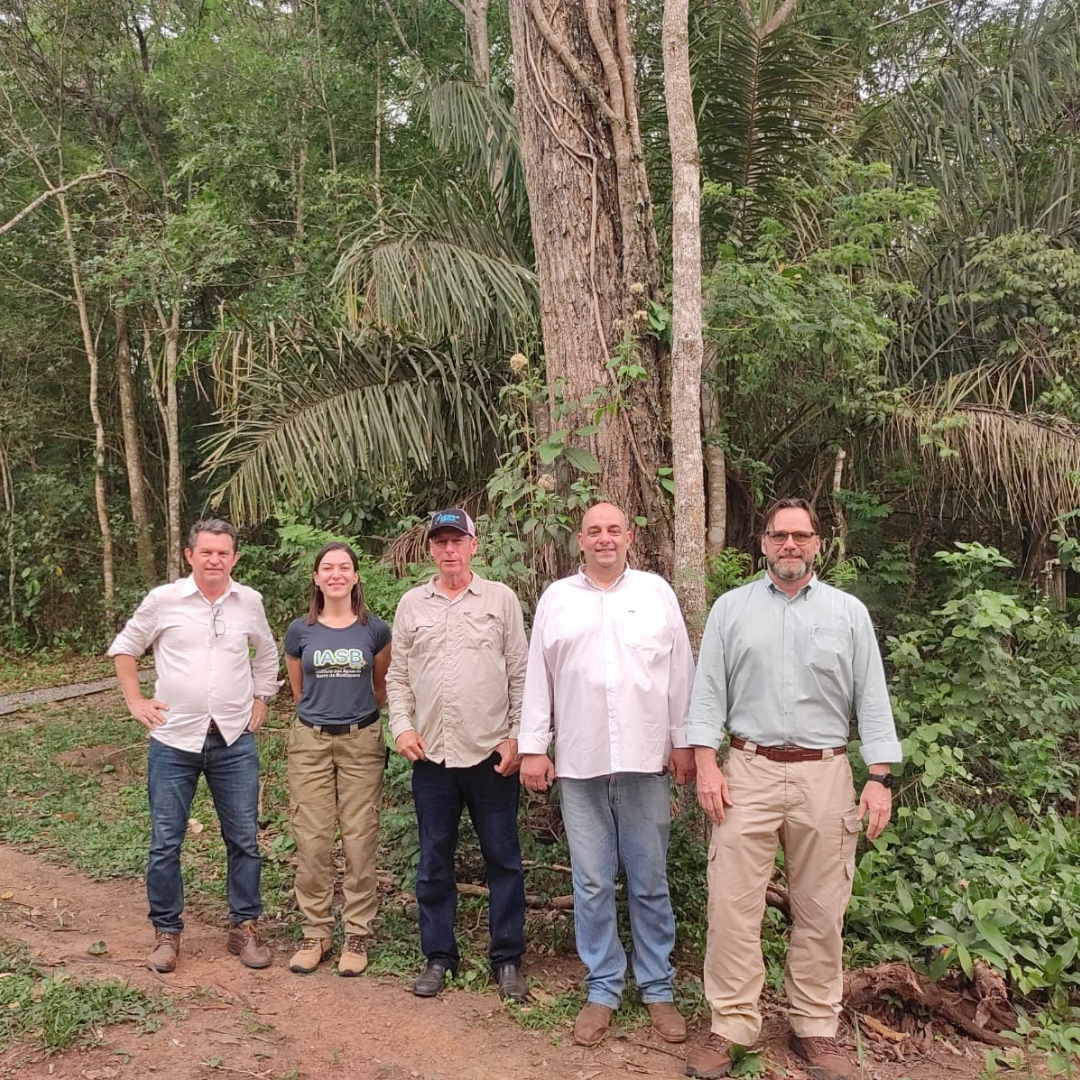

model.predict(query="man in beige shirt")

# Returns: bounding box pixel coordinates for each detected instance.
[387,508,529,1002]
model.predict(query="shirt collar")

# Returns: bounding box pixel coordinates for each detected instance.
[764,572,817,600]
[180,574,237,603]
[576,565,630,591]
[423,572,482,597]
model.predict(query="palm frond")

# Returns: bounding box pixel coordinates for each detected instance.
[201,318,498,522]
[331,184,537,353]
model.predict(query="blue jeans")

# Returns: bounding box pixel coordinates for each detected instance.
[560,773,676,1008]
[411,755,526,971]
[146,729,262,933]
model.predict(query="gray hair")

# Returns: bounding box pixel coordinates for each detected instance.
[187,518,239,552]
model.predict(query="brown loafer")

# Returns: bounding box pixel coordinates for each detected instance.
[789,1035,856,1080]
[227,919,271,969]
[685,1033,735,1078]
[574,1002,614,1047]
[647,1001,687,1043]
[147,929,180,973]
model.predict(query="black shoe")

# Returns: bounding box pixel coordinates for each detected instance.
[413,962,449,997]
[494,963,529,1002]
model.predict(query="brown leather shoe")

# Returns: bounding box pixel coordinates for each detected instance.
[146,929,180,973]
[647,1001,687,1043]
[338,935,368,977]
[289,937,331,974]
[574,1002,614,1047]
[685,1033,735,1078]
[227,919,271,969]
[789,1035,857,1080]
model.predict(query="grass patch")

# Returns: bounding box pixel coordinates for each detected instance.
[0,936,166,1051]
[0,653,118,697]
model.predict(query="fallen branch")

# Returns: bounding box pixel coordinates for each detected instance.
[844,962,1015,1048]
[456,881,573,909]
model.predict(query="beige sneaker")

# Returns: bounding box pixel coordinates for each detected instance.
[146,929,180,973]
[338,935,368,977]
[289,938,331,974]
[226,919,271,969]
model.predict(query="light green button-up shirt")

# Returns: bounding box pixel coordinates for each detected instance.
[687,575,902,766]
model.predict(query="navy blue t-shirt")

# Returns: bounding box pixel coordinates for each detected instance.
[284,616,391,725]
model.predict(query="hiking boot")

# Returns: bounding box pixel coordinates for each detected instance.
[227,919,271,969]
[789,1035,857,1080]
[289,937,331,974]
[647,1001,687,1043]
[146,929,180,973]
[573,1002,614,1047]
[338,935,368,977]
[685,1033,736,1078]
[413,961,449,997]
[493,963,529,1002]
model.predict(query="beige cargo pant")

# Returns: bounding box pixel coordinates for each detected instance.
[287,719,385,941]
[704,745,862,1045]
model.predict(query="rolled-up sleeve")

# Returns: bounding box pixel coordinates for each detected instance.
[666,591,694,749]
[503,592,528,738]
[518,599,553,756]
[687,601,729,749]
[107,591,160,658]
[852,606,903,765]
[248,596,281,698]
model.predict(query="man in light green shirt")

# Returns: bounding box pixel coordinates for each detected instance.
[685,498,901,1080]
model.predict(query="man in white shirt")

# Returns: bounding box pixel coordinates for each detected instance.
[108,519,279,974]
[519,503,696,1047]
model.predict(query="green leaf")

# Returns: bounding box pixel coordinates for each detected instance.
[562,447,601,474]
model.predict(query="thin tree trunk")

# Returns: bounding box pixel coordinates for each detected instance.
[465,0,491,86]
[702,342,727,556]
[114,306,157,586]
[509,0,673,571]
[0,442,15,631]
[163,307,182,581]
[663,0,707,642]
[57,191,115,602]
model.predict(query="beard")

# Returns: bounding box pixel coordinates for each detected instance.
[767,554,813,581]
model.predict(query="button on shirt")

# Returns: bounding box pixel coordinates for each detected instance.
[386,574,527,768]
[687,576,902,765]
[107,576,280,752]
[518,568,695,779]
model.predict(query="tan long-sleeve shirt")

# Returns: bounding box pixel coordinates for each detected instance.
[386,574,527,768]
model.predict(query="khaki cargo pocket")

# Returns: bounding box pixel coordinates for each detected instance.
[841,808,863,877]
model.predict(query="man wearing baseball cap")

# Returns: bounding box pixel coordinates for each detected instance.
[386,508,529,1002]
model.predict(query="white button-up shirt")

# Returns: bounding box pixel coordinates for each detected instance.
[519,567,694,779]
[108,575,280,752]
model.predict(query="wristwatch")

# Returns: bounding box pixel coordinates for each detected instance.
[866,773,894,790]
[255,695,273,706]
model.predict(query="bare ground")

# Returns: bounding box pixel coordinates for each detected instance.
[0,845,995,1080]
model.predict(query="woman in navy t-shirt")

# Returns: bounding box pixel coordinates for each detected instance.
[283,542,391,976]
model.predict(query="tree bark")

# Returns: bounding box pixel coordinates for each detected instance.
[57,191,115,602]
[114,306,157,587]
[663,0,707,641]
[509,0,673,572]
[464,0,491,86]
[702,343,728,556]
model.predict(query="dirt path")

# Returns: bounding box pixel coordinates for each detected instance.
[0,670,155,717]
[0,845,692,1080]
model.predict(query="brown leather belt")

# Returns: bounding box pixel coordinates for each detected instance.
[729,737,847,762]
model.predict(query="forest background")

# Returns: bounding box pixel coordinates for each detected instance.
[3,0,1080,1066]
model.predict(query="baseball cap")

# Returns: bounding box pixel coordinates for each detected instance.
[428,508,476,538]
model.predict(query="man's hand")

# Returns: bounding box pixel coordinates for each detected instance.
[859,777,893,841]
[247,698,269,733]
[668,747,696,786]
[494,738,520,776]
[127,697,169,730]
[519,753,555,792]
[694,748,734,824]
[396,730,427,762]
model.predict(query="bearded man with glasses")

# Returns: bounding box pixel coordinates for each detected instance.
[684,498,901,1080]
[109,518,279,974]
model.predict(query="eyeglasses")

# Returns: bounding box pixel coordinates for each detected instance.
[210,603,225,638]
[764,531,817,546]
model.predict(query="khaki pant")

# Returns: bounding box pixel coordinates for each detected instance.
[704,746,862,1045]
[287,719,385,940]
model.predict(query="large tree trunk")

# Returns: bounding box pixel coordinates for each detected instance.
[57,191,115,602]
[508,0,674,572]
[114,307,157,587]
[663,0,707,640]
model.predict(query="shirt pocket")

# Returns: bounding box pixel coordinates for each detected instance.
[622,609,674,652]
[806,626,846,674]
[463,612,502,650]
